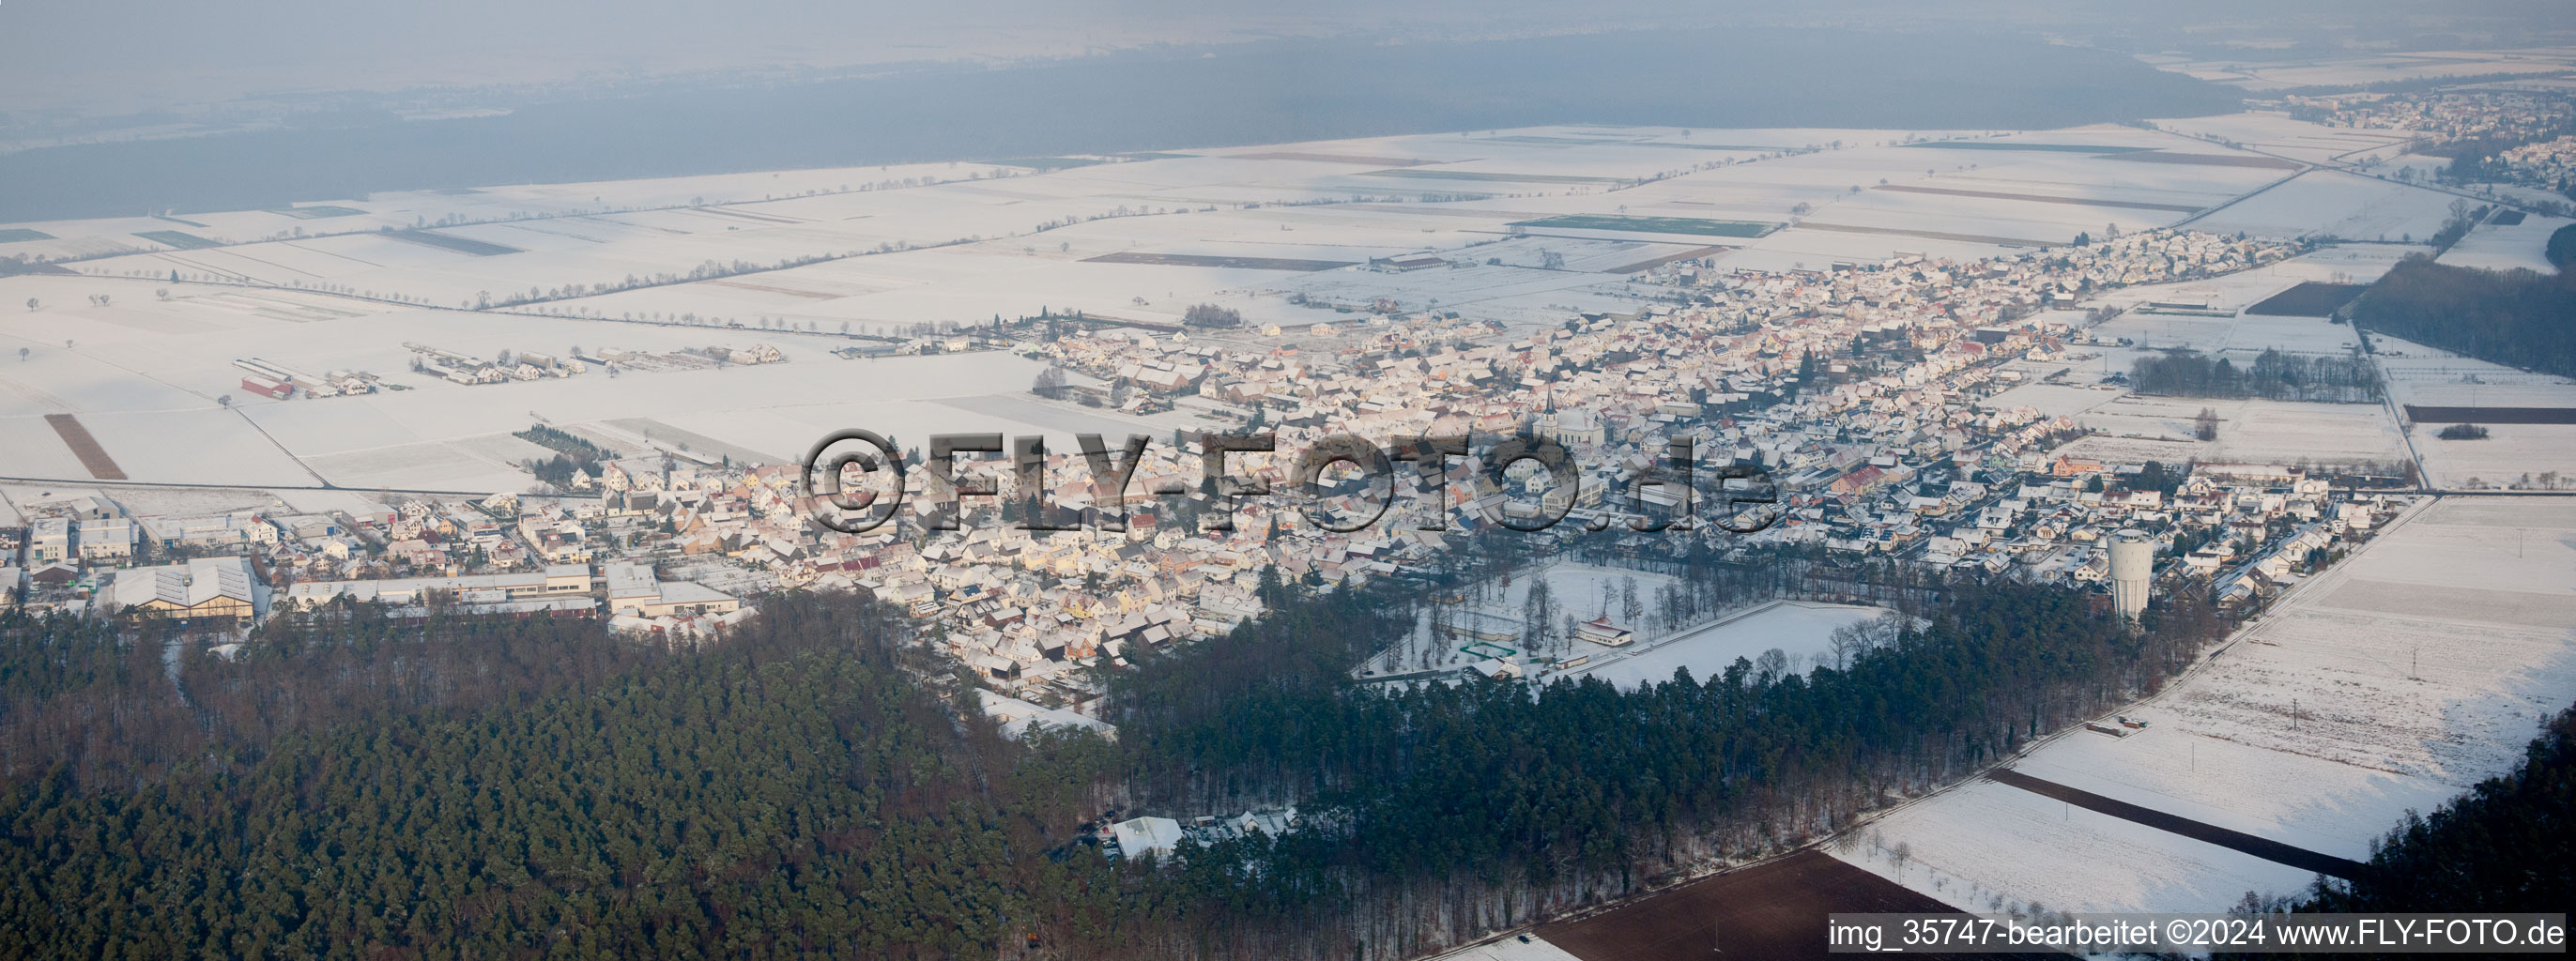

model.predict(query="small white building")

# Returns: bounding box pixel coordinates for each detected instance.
[1112,816,1186,861]
[1574,616,1634,647]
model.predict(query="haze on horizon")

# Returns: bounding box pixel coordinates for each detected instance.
[4,0,2571,117]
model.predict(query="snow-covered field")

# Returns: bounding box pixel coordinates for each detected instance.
[2056,396,2408,468]
[1424,936,1585,961]
[1559,601,1893,690]
[1834,780,2319,916]
[0,114,2505,491]
[2374,333,2576,489]
[2191,171,2464,243]
[1839,495,2576,912]
[2439,214,2575,274]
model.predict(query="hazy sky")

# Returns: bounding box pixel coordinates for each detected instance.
[3,0,2568,119]
[1,0,1526,114]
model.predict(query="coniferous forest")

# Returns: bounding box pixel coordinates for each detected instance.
[0,544,2460,960]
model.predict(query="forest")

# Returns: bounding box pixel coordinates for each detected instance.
[2350,239,2576,379]
[0,525,2262,960]
[2130,347,2383,403]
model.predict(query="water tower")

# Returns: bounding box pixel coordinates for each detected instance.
[2110,528,2154,620]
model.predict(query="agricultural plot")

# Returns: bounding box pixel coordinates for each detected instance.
[2056,396,2406,468]
[1870,183,2202,214]
[266,206,367,220]
[1903,141,2154,154]
[0,229,54,243]
[1508,215,1781,238]
[1425,938,1584,961]
[132,230,222,250]
[0,417,96,479]
[1364,169,1626,187]
[1081,252,1357,271]
[1983,382,2123,418]
[2438,213,2575,274]
[2373,334,2576,488]
[2246,282,2367,316]
[1845,496,2576,913]
[2104,150,2303,171]
[1540,850,1992,961]
[385,229,524,256]
[2190,171,2463,242]
[0,117,2509,490]
[40,414,125,480]
[1832,779,2320,915]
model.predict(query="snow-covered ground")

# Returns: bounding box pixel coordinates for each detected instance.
[1833,780,2319,916]
[1423,935,1587,961]
[1839,495,2576,912]
[1363,562,1682,679]
[0,114,2510,491]
[2374,333,2576,489]
[2439,214,2574,274]
[2056,395,2409,469]
[1559,601,1893,690]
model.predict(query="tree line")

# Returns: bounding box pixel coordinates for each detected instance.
[2352,246,2576,380]
[2130,348,2382,403]
[0,540,2234,960]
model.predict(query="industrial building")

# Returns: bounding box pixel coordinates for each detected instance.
[110,557,261,621]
